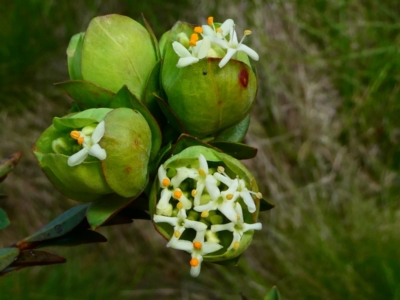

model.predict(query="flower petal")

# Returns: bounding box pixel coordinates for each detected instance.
[91,121,105,144]
[153,215,178,226]
[240,190,256,213]
[201,25,215,37]
[88,144,107,160]
[172,41,192,58]
[196,37,211,59]
[177,57,199,68]
[218,48,237,68]
[67,148,89,166]
[237,44,259,61]
[219,19,235,37]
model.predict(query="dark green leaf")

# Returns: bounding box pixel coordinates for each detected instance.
[114,86,162,162]
[142,60,164,121]
[0,208,10,230]
[36,230,107,248]
[172,134,221,156]
[209,141,257,160]
[67,32,84,80]
[0,248,19,272]
[264,286,280,300]
[154,93,187,133]
[260,198,275,211]
[18,204,89,248]
[0,152,22,182]
[8,250,66,267]
[214,115,250,143]
[55,80,115,109]
[86,194,135,229]
[141,14,160,60]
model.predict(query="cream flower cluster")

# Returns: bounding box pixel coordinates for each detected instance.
[172,16,259,68]
[153,154,262,277]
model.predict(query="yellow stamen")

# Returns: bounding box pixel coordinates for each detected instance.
[216,28,222,33]
[256,192,263,199]
[173,190,183,199]
[244,30,252,36]
[191,189,197,197]
[237,214,240,220]
[162,178,170,187]
[174,231,181,238]
[201,211,209,218]
[77,137,84,145]
[70,130,80,140]
[193,241,202,249]
[226,194,234,200]
[217,166,225,173]
[207,16,213,26]
[190,258,199,267]
[189,33,199,46]
[233,241,240,250]
[199,169,205,176]
[194,26,203,34]
[176,202,183,210]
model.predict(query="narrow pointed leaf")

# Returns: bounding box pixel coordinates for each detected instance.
[209,142,257,160]
[18,204,89,247]
[172,134,220,156]
[114,86,162,162]
[214,115,250,143]
[67,32,84,80]
[0,248,19,272]
[86,194,135,229]
[0,152,22,182]
[141,14,160,60]
[154,93,187,133]
[55,80,115,109]
[259,198,275,211]
[0,208,10,230]
[9,250,66,267]
[36,230,107,248]
[143,60,164,120]
[264,286,280,300]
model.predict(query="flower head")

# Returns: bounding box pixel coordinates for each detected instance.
[67,121,106,167]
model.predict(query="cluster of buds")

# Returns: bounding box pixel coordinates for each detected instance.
[151,146,262,277]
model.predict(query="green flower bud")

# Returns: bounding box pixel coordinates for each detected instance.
[33,108,152,202]
[150,146,262,277]
[67,14,158,101]
[160,18,258,138]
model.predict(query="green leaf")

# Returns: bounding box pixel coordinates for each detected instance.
[209,141,258,160]
[113,86,162,162]
[141,14,160,60]
[214,115,250,143]
[154,93,187,133]
[142,60,164,120]
[0,152,22,182]
[67,32,84,80]
[0,208,10,230]
[53,117,98,131]
[55,80,115,109]
[264,286,280,300]
[259,198,275,211]
[36,230,107,248]
[0,248,19,272]
[86,194,134,229]
[18,204,89,248]
[7,250,66,267]
[172,134,220,156]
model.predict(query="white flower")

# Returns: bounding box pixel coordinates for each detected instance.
[172,37,211,68]
[211,28,259,68]
[211,204,262,251]
[194,178,240,222]
[202,18,234,38]
[67,121,106,167]
[168,229,223,277]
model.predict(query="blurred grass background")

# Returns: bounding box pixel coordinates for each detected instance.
[0,0,399,299]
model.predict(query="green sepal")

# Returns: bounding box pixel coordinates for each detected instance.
[114,86,161,163]
[209,141,258,160]
[53,117,98,132]
[264,286,281,300]
[214,115,250,143]
[55,80,115,109]
[259,198,275,211]
[67,32,84,80]
[0,248,20,272]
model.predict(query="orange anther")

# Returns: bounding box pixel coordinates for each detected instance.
[190,257,199,267]
[70,130,80,140]
[77,137,84,145]
[207,16,213,26]
[194,26,203,34]
[193,241,202,249]
[162,178,170,187]
[173,190,183,199]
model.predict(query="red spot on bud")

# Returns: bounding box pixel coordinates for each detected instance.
[126,167,131,173]
[239,69,249,88]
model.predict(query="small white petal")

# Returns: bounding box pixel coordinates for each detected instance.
[198,154,209,174]
[201,242,223,255]
[184,219,207,232]
[153,215,178,226]
[168,239,193,252]
[211,222,235,233]
[177,57,199,68]
[213,172,233,186]
[157,189,172,208]
[219,201,239,222]
[240,191,256,213]
[158,165,168,186]
[219,48,237,68]
[243,222,262,231]
[91,121,105,144]
[219,19,235,37]
[201,25,215,36]
[196,37,211,59]
[67,148,89,166]
[237,44,259,61]
[172,41,192,58]
[205,175,220,200]
[88,144,106,160]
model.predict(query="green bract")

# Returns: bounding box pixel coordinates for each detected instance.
[160,21,258,138]
[33,108,152,202]
[67,14,158,101]
[150,146,262,276]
